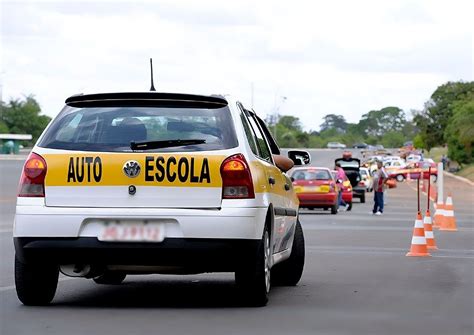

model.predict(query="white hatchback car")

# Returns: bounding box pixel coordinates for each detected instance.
[14,92,311,306]
[327,142,346,149]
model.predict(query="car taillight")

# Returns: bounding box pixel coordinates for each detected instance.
[220,154,255,199]
[18,152,47,197]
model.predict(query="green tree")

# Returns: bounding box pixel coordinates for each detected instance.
[415,81,474,149]
[380,131,405,148]
[278,115,302,132]
[445,99,474,165]
[359,107,407,137]
[0,95,51,143]
[320,114,347,133]
[0,120,9,133]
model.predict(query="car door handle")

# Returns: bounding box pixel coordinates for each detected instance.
[268,177,276,185]
[284,183,291,191]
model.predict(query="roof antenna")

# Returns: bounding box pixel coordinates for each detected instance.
[149,58,156,91]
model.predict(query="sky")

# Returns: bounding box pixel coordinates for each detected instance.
[1,0,473,131]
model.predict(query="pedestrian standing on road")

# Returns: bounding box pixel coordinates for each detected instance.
[441,154,447,170]
[335,163,349,211]
[372,160,388,215]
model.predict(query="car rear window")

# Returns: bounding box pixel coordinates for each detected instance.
[292,169,331,181]
[38,106,238,152]
[338,160,359,169]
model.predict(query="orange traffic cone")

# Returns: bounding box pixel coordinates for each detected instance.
[433,198,445,230]
[406,212,431,257]
[440,194,457,231]
[423,210,438,250]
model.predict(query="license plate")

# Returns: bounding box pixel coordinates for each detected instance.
[319,185,329,193]
[99,221,164,242]
[302,186,321,192]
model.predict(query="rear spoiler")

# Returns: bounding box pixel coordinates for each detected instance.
[65,92,228,109]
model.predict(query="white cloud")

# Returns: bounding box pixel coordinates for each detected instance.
[1,0,472,131]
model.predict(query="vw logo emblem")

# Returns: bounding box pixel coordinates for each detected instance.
[123,160,141,178]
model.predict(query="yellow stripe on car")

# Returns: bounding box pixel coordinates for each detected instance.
[43,153,225,187]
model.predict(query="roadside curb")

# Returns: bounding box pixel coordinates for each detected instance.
[444,171,474,187]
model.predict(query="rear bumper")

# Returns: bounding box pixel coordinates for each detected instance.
[352,187,365,198]
[14,237,259,272]
[297,192,337,207]
[342,192,353,202]
[14,204,268,240]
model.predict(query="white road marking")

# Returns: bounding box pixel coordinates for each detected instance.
[307,245,474,259]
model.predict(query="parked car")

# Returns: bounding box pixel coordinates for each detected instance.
[359,167,373,192]
[331,170,353,210]
[353,143,368,149]
[406,154,422,163]
[291,167,338,214]
[335,157,365,203]
[327,142,346,149]
[389,161,438,182]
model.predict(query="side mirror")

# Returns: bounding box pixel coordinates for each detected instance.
[288,150,311,166]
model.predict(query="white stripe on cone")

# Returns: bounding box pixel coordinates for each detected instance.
[414,219,424,228]
[425,231,434,238]
[411,236,427,245]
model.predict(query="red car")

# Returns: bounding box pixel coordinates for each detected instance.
[390,161,438,182]
[291,167,338,214]
[331,170,353,210]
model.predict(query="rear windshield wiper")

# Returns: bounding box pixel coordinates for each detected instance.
[130,139,206,151]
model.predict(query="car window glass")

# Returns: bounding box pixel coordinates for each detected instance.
[292,169,330,180]
[239,111,259,156]
[39,106,238,152]
[244,111,272,162]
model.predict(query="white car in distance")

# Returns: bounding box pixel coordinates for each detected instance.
[327,142,346,149]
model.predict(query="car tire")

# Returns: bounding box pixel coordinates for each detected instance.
[347,202,352,211]
[93,271,127,285]
[331,204,338,214]
[235,224,271,307]
[396,174,405,182]
[360,193,366,203]
[323,207,328,211]
[271,220,305,286]
[15,256,59,306]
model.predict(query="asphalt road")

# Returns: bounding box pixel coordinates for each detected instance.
[0,150,473,335]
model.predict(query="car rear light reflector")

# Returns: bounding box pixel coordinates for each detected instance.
[18,152,47,197]
[220,154,255,199]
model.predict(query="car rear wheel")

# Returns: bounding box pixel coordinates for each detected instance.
[331,204,338,214]
[15,256,59,306]
[235,225,271,306]
[271,220,305,286]
[396,174,405,182]
[93,271,126,285]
